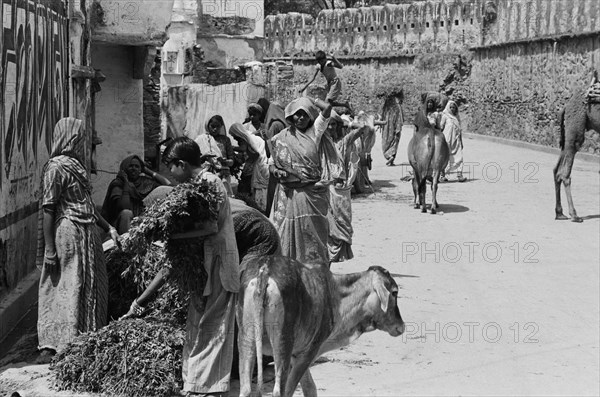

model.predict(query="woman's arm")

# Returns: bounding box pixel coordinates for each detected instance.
[120,268,170,320]
[42,206,58,266]
[143,166,172,186]
[95,208,120,246]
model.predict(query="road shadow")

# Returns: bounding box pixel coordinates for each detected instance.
[352,179,397,197]
[581,214,600,220]
[390,273,419,279]
[440,204,470,213]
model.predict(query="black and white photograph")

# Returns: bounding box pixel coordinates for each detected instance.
[0,0,598,396]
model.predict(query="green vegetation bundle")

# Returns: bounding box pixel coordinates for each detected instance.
[53,177,224,396]
[52,318,185,397]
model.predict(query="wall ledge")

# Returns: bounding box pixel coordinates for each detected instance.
[472,30,600,51]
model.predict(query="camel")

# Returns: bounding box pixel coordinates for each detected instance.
[553,72,600,223]
[408,92,450,214]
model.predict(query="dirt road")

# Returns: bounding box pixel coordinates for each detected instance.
[1,127,599,396]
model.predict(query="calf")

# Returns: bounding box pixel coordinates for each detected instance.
[237,256,405,397]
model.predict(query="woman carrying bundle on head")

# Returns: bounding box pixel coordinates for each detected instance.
[269,97,333,264]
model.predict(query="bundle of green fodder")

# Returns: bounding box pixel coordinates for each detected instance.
[106,245,189,325]
[52,318,185,397]
[53,177,224,395]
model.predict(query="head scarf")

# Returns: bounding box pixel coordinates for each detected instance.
[247,103,264,117]
[284,97,320,130]
[229,123,266,156]
[263,102,288,140]
[229,123,269,188]
[51,117,85,160]
[257,98,270,122]
[443,100,460,122]
[205,115,226,136]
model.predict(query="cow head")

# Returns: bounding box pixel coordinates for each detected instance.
[366,266,405,337]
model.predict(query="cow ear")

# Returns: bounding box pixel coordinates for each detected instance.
[373,278,390,313]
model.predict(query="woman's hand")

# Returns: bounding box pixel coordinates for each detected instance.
[44,246,58,267]
[271,167,288,179]
[108,227,121,249]
[119,299,145,320]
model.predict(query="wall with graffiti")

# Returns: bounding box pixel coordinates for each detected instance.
[0,0,69,295]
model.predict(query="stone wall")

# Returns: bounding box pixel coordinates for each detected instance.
[483,0,600,46]
[462,34,600,153]
[265,1,485,57]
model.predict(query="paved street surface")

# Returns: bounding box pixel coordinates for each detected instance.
[1,127,599,396]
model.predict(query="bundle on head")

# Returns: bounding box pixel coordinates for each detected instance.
[52,318,185,397]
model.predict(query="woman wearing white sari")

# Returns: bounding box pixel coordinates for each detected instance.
[439,100,467,182]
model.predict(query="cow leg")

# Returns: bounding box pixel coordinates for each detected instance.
[299,369,317,397]
[263,282,291,397]
[419,179,427,213]
[431,172,440,214]
[237,290,257,397]
[412,174,420,209]
[284,352,321,397]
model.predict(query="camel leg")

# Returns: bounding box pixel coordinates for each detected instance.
[564,178,582,223]
[554,149,582,222]
[553,155,568,220]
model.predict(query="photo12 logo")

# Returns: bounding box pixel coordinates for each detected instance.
[401,241,540,264]
[396,161,540,183]
[202,0,263,22]
[402,321,540,344]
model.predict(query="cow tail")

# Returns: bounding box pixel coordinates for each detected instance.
[558,108,566,150]
[253,263,269,393]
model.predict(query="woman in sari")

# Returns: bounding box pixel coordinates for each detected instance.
[269,97,332,264]
[206,115,235,196]
[263,101,288,216]
[36,117,119,361]
[439,100,467,182]
[325,112,367,263]
[101,155,171,233]
[229,123,270,213]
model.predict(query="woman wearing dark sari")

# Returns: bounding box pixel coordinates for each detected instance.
[36,117,120,361]
[263,102,288,216]
[268,97,332,264]
[101,155,171,234]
